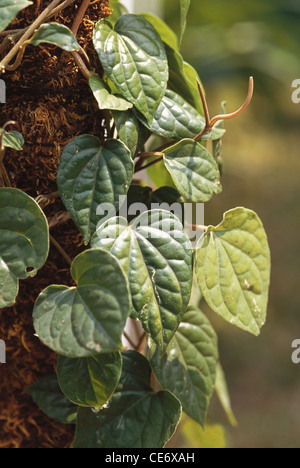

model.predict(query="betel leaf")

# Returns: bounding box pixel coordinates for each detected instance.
[26,375,77,424]
[93,15,168,124]
[111,108,150,157]
[91,210,193,353]
[89,75,133,111]
[72,351,182,448]
[108,0,128,26]
[1,129,24,150]
[30,23,80,51]
[136,89,225,141]
[195,207,271,336]
[0,188,49,309]
[163,139,222,202]
[150,306,218,427]
[33,249,131,357]
[140,13,179,51]
[57,135,133,245]
[0,0,32,32]
[57,352,122,409]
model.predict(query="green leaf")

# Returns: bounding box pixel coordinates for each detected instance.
[93,15,168,123]
[108,0,128,26]
[57,352,122,409]
[195,207,271,335]
[111,108,150,157]
[26,375,77,424]
[136,89,225,141]
[180,0,191,45]
[91,210,193,353]
[181,418,227,449]
[33,249,131,357]
[72,351,182,448]
[30,23,80,51]
[163,139,222,202]
[1,129,24,150]
[140,13,179,51]
[0,0,32,32]
[147,158,176,189]
[150,306,218,427]
[89,75,133,111]
[0,188,49,308]
[57,135,133,245]
[215,363,238,427]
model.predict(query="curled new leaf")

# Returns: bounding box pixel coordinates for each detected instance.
[195,207,271,335]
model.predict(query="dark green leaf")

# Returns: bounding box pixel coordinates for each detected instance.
[57,352,122,409]
[163,139,222,202]
[112,108,150,157]
[89,74,133,111]
[0,188,49,308]
[195,207,271,335]
[93,15,168,123]
[26,375,77,424]
[150,306,218,427]
[30,23,80,51]
[57,135,133,245]
[136,89,225,141]
[33,249,131,357]
[0,0,32,32]
[72,351,182,448]
[91,210,193,353]
[1,129,24,150]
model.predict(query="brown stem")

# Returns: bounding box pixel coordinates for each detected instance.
[71,0,90,36]
[50,234,72,266]
[134,155,163,173]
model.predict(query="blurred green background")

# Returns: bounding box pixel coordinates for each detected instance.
[163,0,300,449]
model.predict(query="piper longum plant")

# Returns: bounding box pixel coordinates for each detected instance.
[0,0,271,448]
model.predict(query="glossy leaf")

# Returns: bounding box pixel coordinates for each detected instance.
[93,15,168,123]
[57,352,122,409]
[1,129,24,150]
[91,210,193,352]
[57,135,133,245]
[111,108,150,157]
[195,207,271,335]
[163,139,222,202]
[0,188,49,308]
[89,75,133,111]
[73,351,182,448]
[33,249,131,357]
[30,23,80,51]
[0,0,32,32]
[150,306,218,427]
[26,375,77,424]
[136,89,225,141]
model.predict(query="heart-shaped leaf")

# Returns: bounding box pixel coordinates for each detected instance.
[89,75,133,111]
[57,352,122,408]
[93,15,168,124]
[33,249,131,357]
[163,139,222,202]
[0,0,32,32]
[136,89,225,142]
[1,129,24,150]
[150,306,219,427]
[72,351,182,448]
[195,207,271,335]
[26,375,77,424]
[30,23,80,51]
[57,135,133,245]
[0,188,49,308]
[91,210,193,353]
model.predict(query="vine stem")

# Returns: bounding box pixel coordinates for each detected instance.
[0,0,73,72]
[50,235,72,266]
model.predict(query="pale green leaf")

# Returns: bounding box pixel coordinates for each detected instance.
[215,363,238,427]
[1,129,24,150]
[195,207,271,335]
[31,23,80,51]
[0,0,32,32]
[89,75,133,111]
[181,418,227,449]
[180,0,191,45]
